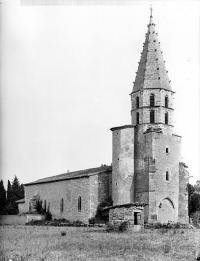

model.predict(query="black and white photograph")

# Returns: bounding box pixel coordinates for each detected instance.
[0,0,200,260]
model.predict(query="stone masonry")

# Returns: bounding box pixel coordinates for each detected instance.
[23,10,189,225]
[109,203,145,231]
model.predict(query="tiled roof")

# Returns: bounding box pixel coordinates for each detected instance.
[132,13,172,93]
[25,165,112,186]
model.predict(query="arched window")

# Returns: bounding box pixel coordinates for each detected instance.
[136,96,140,109]
[47,202,50,212]
[150,110,155,123]
[165,112,168,124]
[44,200,46,212]
[136,112,139,124]
[60,198,64,213]
[150,94,155,107]
[78,196,81,212]
[166,171,169,181]
[165,95,168,108]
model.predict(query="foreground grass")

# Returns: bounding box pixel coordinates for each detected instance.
[0,226,199,261]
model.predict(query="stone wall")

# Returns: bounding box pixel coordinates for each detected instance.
[109,204,144,231]
[111,126,135,205]
[150,131,181,223]
[24,171,111,224]
[0,215,27,226]
[178,163,189,223]
[134,125,182,223]
[131,89,174,127]
[25,177,90,223]
[89,171,111,218]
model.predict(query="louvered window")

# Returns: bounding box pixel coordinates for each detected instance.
[136,112,139,124]
[150,94,155,106]
[165,112,168,124]
[136,96,140,109]
[165,96,168,108]
[150,110,155,123]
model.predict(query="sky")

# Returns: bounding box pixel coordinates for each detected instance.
[0,0,200,187]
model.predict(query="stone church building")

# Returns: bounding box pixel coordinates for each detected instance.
[23,11,189,224]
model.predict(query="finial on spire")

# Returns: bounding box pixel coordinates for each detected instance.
[150,5,153,18]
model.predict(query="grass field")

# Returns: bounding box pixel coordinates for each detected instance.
[0,226,200,261]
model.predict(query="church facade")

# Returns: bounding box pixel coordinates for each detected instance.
[23,11,189,224]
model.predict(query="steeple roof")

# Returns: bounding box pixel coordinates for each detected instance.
[132,8,172,93]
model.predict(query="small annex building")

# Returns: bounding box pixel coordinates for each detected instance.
[22,10,189,225]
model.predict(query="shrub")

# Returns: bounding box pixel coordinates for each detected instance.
[95,197,113,223]
[61,231,66,236]
[118,221,129,232]
[163,240,171,254]
[106,223,115,232]
[73,220,84,227]
[45,211,52,221]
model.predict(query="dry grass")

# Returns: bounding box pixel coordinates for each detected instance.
[0,226,199,261]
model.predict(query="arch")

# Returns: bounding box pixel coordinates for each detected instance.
[150,110,155,123]
[136,96,140,109]
[136,112,139,124]
[47,202,50,212]
[78,196,81,212]
[165,112,168,124]
[60,198,64,213]
[165,95,168,108]
[150,93,155,107]
[44,199,46,212]
[158,198,175,223]
[166,171,169,181]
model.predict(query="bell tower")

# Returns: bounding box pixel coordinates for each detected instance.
[111,8,189,224]
[131,7,174,134]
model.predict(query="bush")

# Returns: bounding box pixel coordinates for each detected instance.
[95,197,113,223]
[61,231,66,236]
[106,223,115,232]
[118,221,129,232]
[45,211,52,221]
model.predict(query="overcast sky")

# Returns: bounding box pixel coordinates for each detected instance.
[1,0,200,187]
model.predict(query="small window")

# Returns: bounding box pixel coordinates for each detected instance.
[60,198,64,213]
[150,110,155,123]
[166,147,169,153]
[136,97,140,109]
[165,96,168,108]
[150,94,155,106]
[166,171,169,181]
[136,112,139,124]
[78,196,81,212]
[165,112,168,124]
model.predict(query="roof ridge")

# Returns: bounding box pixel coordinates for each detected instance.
[25,165,112,186]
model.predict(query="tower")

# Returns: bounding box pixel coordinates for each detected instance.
[111,8,189,224]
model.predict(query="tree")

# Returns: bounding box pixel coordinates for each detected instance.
[194,180,200,195]
[0,180,6,213]
[6,180,12,204]
[188,181,200,221]
[4,176,25,215]
[11,176,24,202]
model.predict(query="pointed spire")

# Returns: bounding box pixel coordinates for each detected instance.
[150,5,153,18]
[132,9,172,93]
[149,5,153,24]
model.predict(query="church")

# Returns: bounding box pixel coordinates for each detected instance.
[22,10,189,225]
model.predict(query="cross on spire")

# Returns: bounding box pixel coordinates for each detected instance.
[150,5,153,18]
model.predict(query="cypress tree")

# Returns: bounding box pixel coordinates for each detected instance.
[0,180,6,213]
